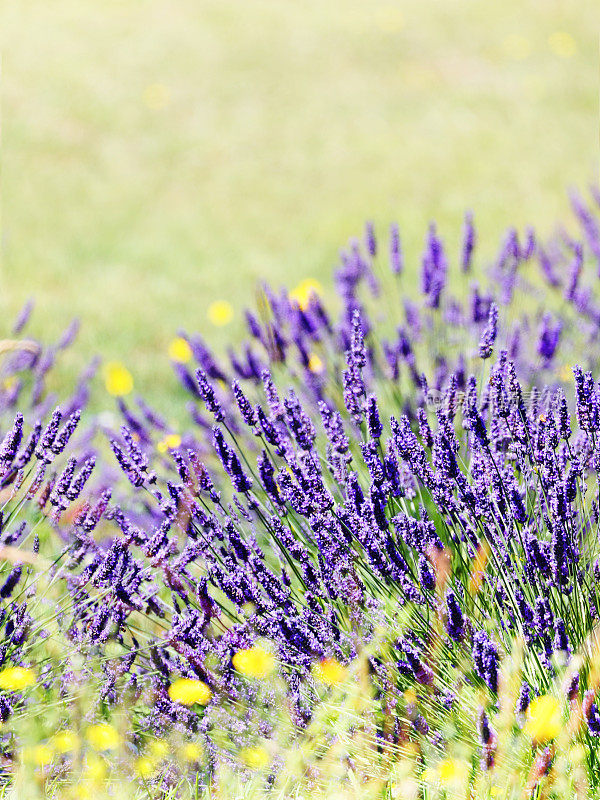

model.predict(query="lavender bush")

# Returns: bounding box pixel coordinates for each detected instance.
[84,186,600,790]
[2,189,600,797]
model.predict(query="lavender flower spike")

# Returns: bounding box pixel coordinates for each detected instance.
[478,302,498,359]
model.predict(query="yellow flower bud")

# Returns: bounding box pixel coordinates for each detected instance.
[0,666,36,691]
[312,657,347,686]
[168,678,212,706]
[232,646,276,679]
[86,723,120,751]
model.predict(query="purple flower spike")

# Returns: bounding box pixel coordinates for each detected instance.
[35,408,62,463]
[232,381,257,428]
[366,395,382,439]
[477,707,497,770]
[0,413,23,475]
[446,589,466,642]
[516,682,531,720]
[478,302,498,359]
[472,630,499,693]
[389,222,403,274]
[461,210,476,273]
[365,221,377,257]
[196,369,224,422]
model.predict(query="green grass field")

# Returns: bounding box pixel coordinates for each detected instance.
[2,0,597,411]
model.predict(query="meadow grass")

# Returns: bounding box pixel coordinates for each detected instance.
[2,0,597,412]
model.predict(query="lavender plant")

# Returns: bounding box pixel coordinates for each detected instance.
[4,191,600,797]
[60,186,600,793]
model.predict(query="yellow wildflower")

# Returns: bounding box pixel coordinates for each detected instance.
[525,695,562,742]
[0,666,35,691]
[438,759,456,784]
[23,744,53,767]
[168,678,212,706]
[548,31,576,58]
[157,433,182,453]
[232,646,276,679]
[312,657,347,686]
[241,745,269,770]
[307,353,324,373]
[168,337,192,363]
[558,364,572,382]
[403,687,417,704]
[208,300,234,326]
[180,742,203,761]
[134,756,154,778]
[52,730,79,753]
[438,758,468,787]
[86,723,120,751]
[83,753,107,781]
[289,278,322,310]
[104,362,133,397]
[148,739,169,759]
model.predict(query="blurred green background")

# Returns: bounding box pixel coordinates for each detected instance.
[2,0,597,410]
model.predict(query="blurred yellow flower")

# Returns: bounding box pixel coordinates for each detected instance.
[548,31,576,58]
[438,758,468,787]
[143,82,170,110]
[308,353,324,373]
[438,759,456,783]
[403,687,417,704]
[23,744,53,767]
[312,657,347,686]
[503,34,531,60]
[157,433,182,453]
[134,756,154,778]
[104,362,133,397]
[86,723,120,751]
[241,745,269,770]
[0,666,35,691]
[289,278,322,310]
[180,742,203,761]
[168,678,212,706]
[52,730,79,753]
[148,739,169,759]
[168,336,192,363]
[83,753,107,781]
[36,746,54,767]
[232,645,276,679]
[208,300,234,326]
[525,695,562,742]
